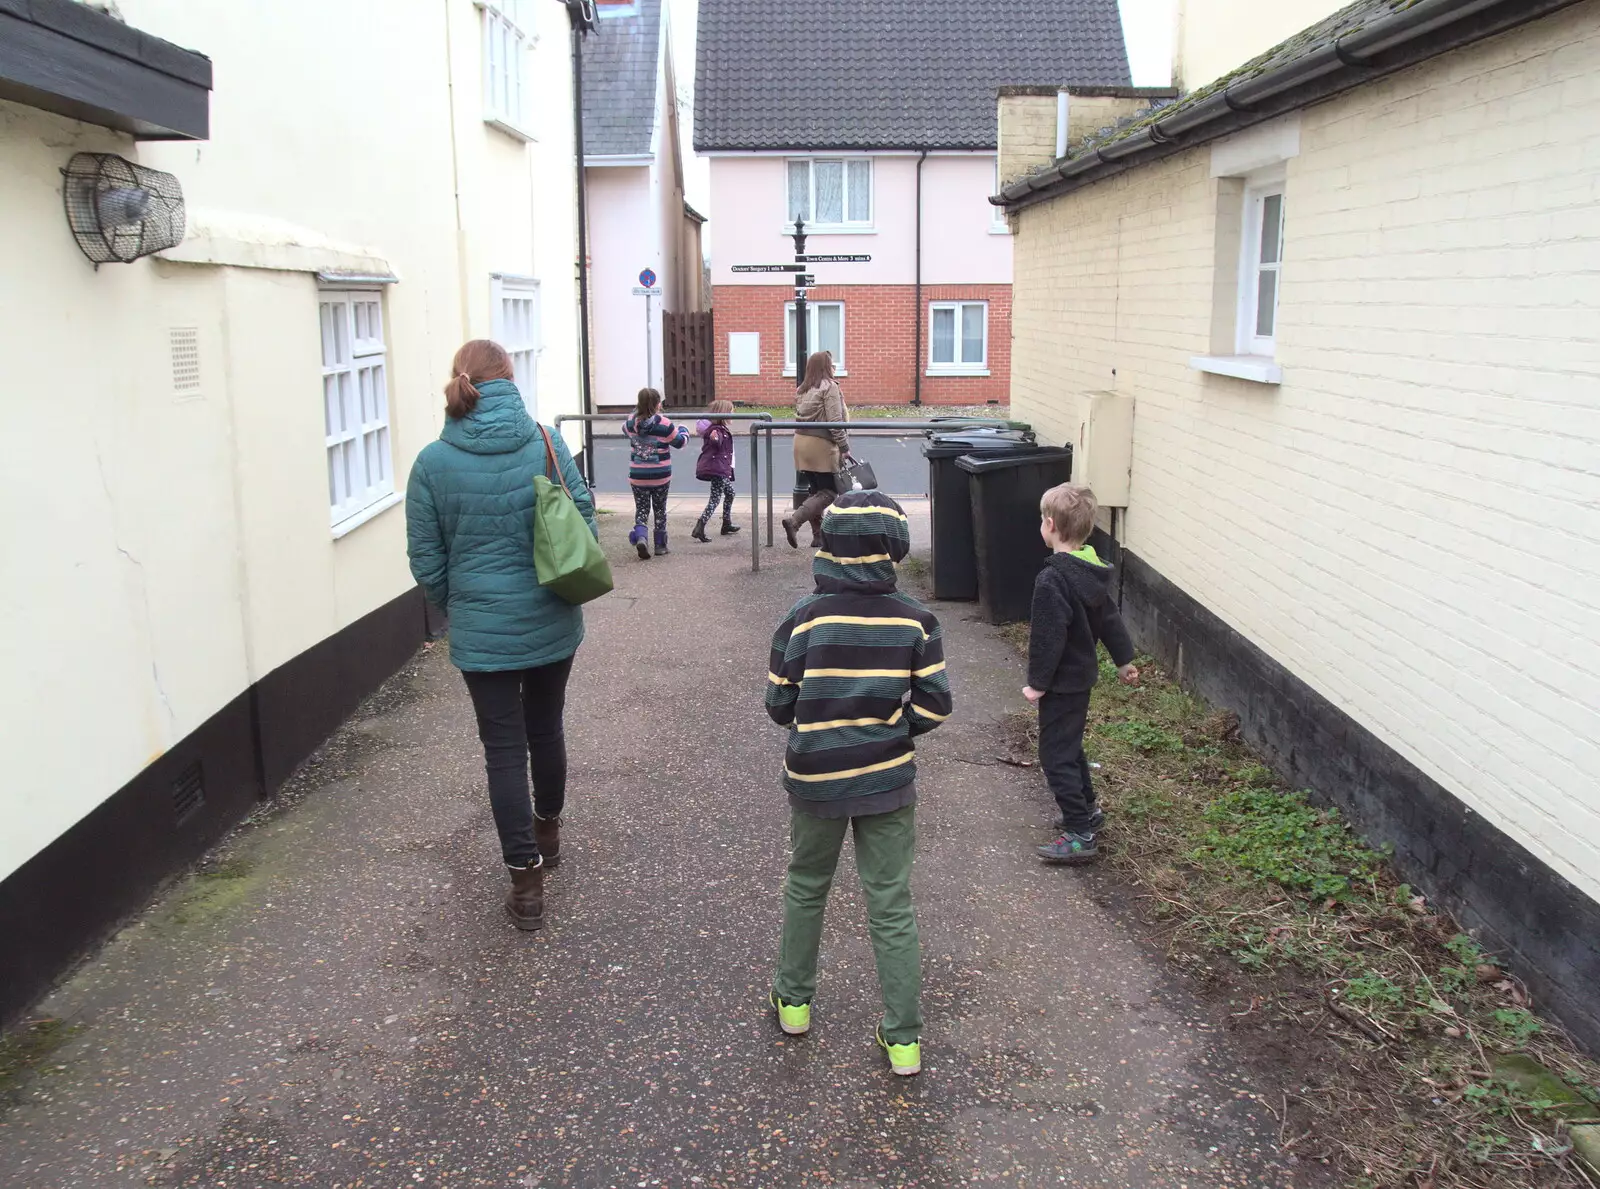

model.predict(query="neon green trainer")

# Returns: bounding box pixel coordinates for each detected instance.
[876,1026,922,1076]
[770,992,811,1036]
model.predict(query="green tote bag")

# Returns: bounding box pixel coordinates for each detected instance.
[533,425,613,605]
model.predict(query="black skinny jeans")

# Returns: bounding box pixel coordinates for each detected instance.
[1038,691,1098,835]
[461,656,574,868]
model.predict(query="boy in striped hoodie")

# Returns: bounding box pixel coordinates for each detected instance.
[622,387,688,558]
[764,490,953,1076]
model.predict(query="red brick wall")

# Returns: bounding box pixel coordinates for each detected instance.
[712,284,1011,406]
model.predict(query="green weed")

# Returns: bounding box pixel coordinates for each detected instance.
[1096,719,1184,753]
[1187,786,1381,902]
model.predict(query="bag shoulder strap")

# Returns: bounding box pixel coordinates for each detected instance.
[536,424,574,500]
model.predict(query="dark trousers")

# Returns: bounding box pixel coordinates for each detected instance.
[461,656,574,867]
[699,477,736,523]
[632,484,669,532]
[1038,692,1097,834]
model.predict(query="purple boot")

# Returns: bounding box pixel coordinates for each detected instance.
[654,528,670,557]
[629,523,651,560]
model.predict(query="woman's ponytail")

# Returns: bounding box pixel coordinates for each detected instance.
[443,339,516,419]
[444,371,481,418]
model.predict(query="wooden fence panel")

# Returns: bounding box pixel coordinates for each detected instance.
[664,311,714,408]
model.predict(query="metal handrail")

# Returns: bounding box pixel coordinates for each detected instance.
[747,417,1012,571]
[555,411,774,484]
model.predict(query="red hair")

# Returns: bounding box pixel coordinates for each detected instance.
[444,340,516,418]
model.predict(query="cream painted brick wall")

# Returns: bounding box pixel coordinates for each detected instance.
[999,94,1059,187]
[1010,5,1600,902]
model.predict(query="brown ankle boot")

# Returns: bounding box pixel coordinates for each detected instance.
[534,815,561,868]
[504,861,545,930]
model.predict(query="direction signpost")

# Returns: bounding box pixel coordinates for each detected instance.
[635,268,662,389]
[731,219,871,388]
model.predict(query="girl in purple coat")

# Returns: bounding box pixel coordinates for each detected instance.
[691,399,742,542]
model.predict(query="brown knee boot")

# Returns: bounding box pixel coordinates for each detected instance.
[505,860,545,930]
[784,491,835,549]
[534,814,561,869]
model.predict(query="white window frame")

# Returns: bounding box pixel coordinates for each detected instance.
[479,0,535,141]
[786,158,874,233]
[491,274,541,418]
[1237,177,1285,358]
[927,301,989,376]
[783,301,846,376]
[320,289,397,534]
[990,157,1010,234]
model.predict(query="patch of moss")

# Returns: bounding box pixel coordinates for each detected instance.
[0,1018,82,1103]
[159,860,262,929]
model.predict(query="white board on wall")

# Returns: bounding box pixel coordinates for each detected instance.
[728,332,760,375]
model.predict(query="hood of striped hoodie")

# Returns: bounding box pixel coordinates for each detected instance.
[813,490,910,596]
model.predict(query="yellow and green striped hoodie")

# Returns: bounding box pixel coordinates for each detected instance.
[765,491,953,803]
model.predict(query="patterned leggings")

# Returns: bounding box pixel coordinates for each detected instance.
[700,478,736,524]
[632,484,669,533]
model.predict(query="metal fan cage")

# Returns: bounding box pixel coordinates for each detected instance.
[62,152,186,265]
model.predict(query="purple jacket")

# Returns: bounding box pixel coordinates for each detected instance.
[695,420,735,482]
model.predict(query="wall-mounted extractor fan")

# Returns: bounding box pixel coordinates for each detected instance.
[62,152,186,266]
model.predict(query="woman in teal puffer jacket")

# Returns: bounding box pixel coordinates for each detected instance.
[406,340,598,931]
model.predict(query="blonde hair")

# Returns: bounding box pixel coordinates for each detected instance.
[1040,483,1097,546]
[708,398,734,426]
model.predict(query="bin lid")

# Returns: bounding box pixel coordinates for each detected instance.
[954,447,1072,475]
[922,430,1037,459]
[922,420,1032,436]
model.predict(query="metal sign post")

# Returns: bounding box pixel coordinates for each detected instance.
[729,229,873,391]
[633,267,662,391]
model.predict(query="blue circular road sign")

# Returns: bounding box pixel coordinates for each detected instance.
[638,268,657,288]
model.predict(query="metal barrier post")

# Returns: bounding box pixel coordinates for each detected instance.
[743,418,1010,573]
[750,426,762,573]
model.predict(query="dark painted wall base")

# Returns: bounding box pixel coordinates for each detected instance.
[0,587,427,1026]
[1115,547,1600,1053]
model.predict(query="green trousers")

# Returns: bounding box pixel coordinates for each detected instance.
[773,803,922,1045]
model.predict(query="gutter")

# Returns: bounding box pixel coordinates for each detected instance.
[997,0,1583,212]
[912,149,927,407]
[567,0,598,480]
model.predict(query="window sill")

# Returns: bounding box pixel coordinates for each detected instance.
[782,368,849,378]
[485,115,537,144]
[1189,354,1282,385]
[780,225,875,237]
[925,367,991,378]
[988,224,1011,236]
[332,491,404,540]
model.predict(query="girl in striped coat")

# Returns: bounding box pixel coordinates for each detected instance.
[622,387,687,559]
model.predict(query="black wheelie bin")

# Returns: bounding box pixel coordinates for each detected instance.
[923,429,1037,601]
[958,446,1075,624]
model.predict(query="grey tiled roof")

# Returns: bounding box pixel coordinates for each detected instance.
[694,0,1131,151]
[582,0,662,157]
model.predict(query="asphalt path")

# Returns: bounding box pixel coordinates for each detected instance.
[0,506,1295,1188]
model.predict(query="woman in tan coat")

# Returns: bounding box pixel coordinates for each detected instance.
[783,351,852,548]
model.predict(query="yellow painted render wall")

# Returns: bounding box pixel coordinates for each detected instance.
[0,0,583,883]
[1178,0,1344,89]
[1010,7,1600,901]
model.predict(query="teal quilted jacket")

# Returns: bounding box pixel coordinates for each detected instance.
[406,380,598,672]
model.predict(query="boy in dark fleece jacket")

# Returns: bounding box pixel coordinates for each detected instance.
[765,490,953,1076]
[1024,483,1139,865]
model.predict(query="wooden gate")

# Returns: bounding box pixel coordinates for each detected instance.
[663,311,714,407]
